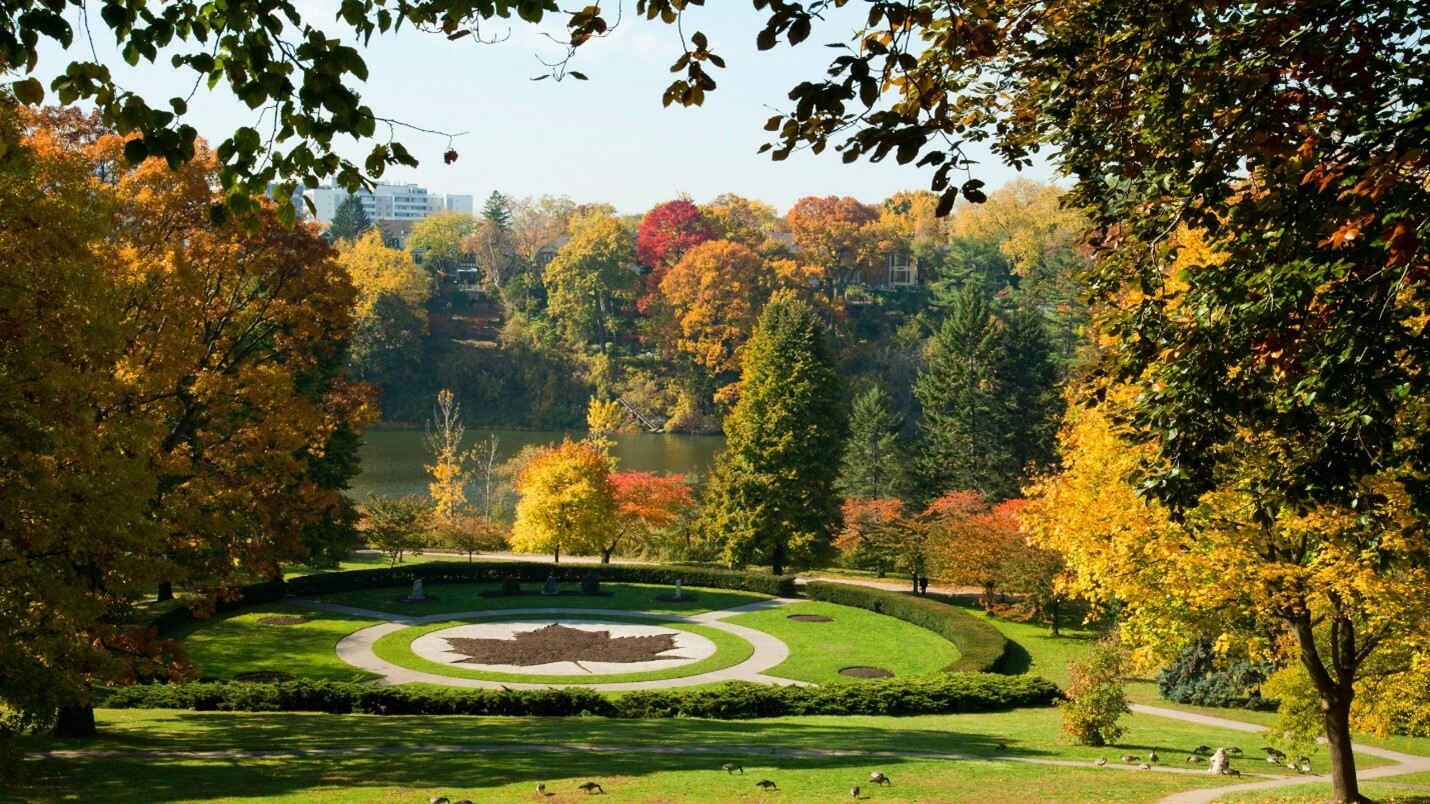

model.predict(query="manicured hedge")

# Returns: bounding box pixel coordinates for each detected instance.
[286,560,797,598]
[106,674,1059,719]
[802,581,1008,673]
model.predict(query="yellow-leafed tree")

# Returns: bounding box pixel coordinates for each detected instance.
[510,439,616,562]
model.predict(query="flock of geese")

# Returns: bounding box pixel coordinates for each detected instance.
[422,744,1312,799]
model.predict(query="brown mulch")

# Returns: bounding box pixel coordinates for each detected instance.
[445,623,686,667]
[257,616,310,626]
[839,666,895,678]
[233,671,296,682]
[787,614,834,622]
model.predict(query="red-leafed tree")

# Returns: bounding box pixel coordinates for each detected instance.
[635,199,715,312]
[604,471,694,563]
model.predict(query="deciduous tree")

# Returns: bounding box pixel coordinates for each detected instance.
[635,199,715,311]
[701,194,778,250]
[408,210,479,277]
[510,439,616,562]
[340,229,432,383]
[658,239,776,396]
[361,495,430,568]
[699,292,846,575]
[542,212,640,351]
[785,196,883,302]
[605,472,693,563]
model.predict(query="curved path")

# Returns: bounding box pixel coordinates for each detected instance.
[292,597,806,691]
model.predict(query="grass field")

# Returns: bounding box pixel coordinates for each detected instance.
[1212,783,1430,802]
[283,551,450,578]
[724,601,960,683]
[308,582,769,617]
[177,603,382,683]
[369,615,754,684]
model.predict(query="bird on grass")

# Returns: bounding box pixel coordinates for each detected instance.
[429,797,449,804]
[1227,747,1244,756]
[851,785,860,797]
[536,783,546,795]
[995,743,1007,752]
[1186,756,1205,764]
[1139,763,1151,771]
[1266,756,1283,766]
[722,763,744,775]
[578,781,604,794]
[1193,745,1212,755]
[1095,758,1107,767]
[1298,761,1313,774]
[1222,769,1241,778]
[1121,754,1138,764]
[869,771,891,786]
[755,779,778,790]
[1147,750,1159,763]
[1262,747,1286,759]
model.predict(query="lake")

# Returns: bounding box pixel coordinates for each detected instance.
[348,428,726,501]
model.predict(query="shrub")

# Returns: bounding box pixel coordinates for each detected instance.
[1061,634,1129,746]
[286,560,796,598]
[802,581,1007,672]
[105,674,1059,719]
[1156,639,1275,710]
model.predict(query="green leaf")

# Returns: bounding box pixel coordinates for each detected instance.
[12,77,44,105]
[122,138,148,165]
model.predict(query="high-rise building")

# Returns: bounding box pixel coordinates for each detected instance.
[305,182,475,224]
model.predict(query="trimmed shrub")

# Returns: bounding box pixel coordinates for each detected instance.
[802,581,1007,673]
[286,561,796,598]
[105,674,1059,719]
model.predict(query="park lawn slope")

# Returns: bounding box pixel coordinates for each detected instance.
[178,603,382,683]
[725,601,959,683]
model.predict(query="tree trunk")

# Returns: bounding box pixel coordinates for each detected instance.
[1049,597,1061,637]
[1292,616,1362,803]
[1323,694,1361,803]
[554,544,560,564]
[601,543,614,564]
[156,581,173,602]
[53,701,96,737]
[911,572,919,593]
[771,543,785,577]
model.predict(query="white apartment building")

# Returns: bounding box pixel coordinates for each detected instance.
[305,182,476,224]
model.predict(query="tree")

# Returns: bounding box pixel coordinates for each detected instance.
[635,199,715,311]
[701,194,778,250]
[542,212,640,351]
[605,472,694,563]
[429,511,506,562]
[425,389,470,521]
[361,495,430,568]
[407,210,479,277]
[785,196,883,301]
[837,386,907,502]
[913,286,1015,501]
[0,104,183,746]
[658,239,776,396]
[1000,304,1061,479]
[510,439,616,562]
[699,292,846,575]
[481,191,512,229]
[1062,635,1131,747]
[835,498,923,585]
[328,196,373,243]
[340,229,432,383]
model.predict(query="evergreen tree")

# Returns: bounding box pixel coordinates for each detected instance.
[699,291,846,575]
[1000,304,1061,479]
[482,190,512,229]
[913,285,1015,501]
[328,195,373,242]
[838,386,907,501]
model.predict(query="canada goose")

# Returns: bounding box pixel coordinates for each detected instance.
[578,781,604,794]
[1187,756,1205,764]
[429,797,449,804]
[1227,747,1244,756]
[536,783,546,794]
[1262,747,1286,758]
[869,771,891,786]
[1095,758,1107,767]
[1299,761,1312,774]
[723,763,744,775]
[755,779,778,790]
[1267,756,1282,765]
[851,785,860,797]
[994,743,1007,752]
[1121,754,1138,764]
[1193,745,1212,754]
[1223,769,1241,777]
[1147,751,1159,763]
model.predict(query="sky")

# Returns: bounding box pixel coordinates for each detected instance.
[41,2,1055,215]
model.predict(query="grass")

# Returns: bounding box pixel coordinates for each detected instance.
[283,551,449,578]
[14,706,1298,803]
[175,603,382,683]
[369,615,754,684]
[724,601,960,683]
[939,597,1099,689]
[1212,783,1430,802]
[308,581,768,617]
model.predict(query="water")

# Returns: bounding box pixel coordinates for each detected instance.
[348,429,725,501]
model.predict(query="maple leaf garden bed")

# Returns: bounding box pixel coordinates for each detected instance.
[125,561,1057,718]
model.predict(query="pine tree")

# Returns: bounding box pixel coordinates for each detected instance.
[913,285,1015,500]
[699,291,846,575]
[1000,304,1061,479]
[482,191,512,229]
[329,195,373,242]
[838,386,907,501]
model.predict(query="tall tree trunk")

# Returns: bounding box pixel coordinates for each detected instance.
[771,543,785,577]
[1049,597,1061,637]
[1323,694,1360,803]
[601,543,614,564]
[553,544,560,564]
[53,700,96,738]
[156,581,173,602]
[911,572,919,593]
[1292,617,1362,803]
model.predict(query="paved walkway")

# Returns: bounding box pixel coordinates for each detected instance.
[292,597,806,691]
[1134,704,1430,803]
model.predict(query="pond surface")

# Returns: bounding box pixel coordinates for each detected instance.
[348,429,725,501]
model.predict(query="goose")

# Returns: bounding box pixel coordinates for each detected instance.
[869,771,891,786]
[722,763,744,775]
[578,781,604,794]
[755,779,778,790]
[851,785,860,797]
[1147,751,1159,763]
[1094,758,1107,767]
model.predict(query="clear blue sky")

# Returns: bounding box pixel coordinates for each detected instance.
[45,1,1053,215]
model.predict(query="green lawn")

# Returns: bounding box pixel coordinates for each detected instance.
[725,601,959,683]
[1212,783,1430,802]
[283,551,449,578]
[936,597,1098,689]
[369,615,754,684]
[176,603,382,683]
[308,581,768,617]
[15,707,1297,803]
